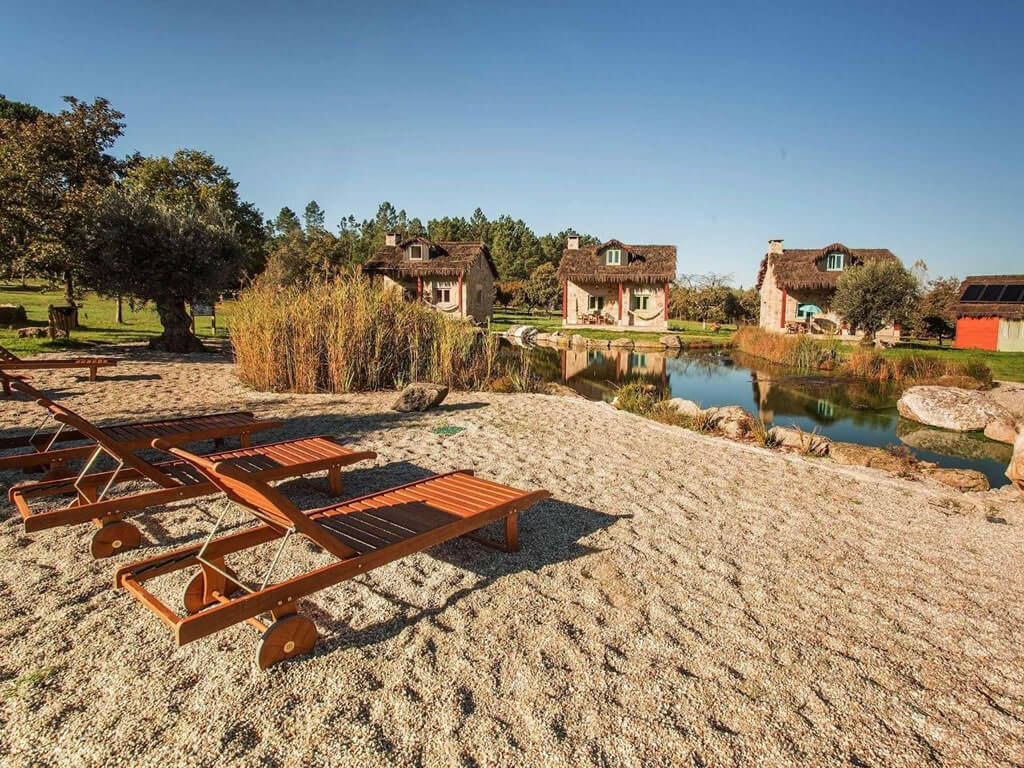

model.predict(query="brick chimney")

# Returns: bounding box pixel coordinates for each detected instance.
[768,239,784,254]
[385,232,399,246]
[567,234,580,250]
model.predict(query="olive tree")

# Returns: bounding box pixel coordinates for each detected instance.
[833,260,919,340]
[83,187,241,352]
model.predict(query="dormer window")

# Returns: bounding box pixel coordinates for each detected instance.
[825,252,844,271]
[605,248,622,266]
[409,245,424,260]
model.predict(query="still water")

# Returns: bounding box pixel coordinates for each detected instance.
[512,342,1012,487]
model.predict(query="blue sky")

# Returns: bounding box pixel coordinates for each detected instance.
[3,0,1021,284]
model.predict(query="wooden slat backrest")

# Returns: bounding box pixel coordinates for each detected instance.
[157,441,358,558]
[10,379,55,405]
[0,344,21,362]
[44,402,176,487]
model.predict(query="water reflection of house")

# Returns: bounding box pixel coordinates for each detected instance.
[558,235,676,330]
[756,239,901,340]
[560,347,666,400]
[362,233,496,321]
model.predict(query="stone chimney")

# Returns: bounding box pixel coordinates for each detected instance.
[567,234,580,250]
[385,232,399,247]
[768,239,784,254]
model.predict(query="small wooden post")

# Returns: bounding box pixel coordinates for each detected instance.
[417,277,423,301]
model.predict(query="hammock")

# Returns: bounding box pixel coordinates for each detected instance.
[628,305,665,321]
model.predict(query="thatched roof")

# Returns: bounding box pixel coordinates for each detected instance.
[956,275,1024,319]
[756,243,898,291]
[363,237,498,280]
[557,239,676,284]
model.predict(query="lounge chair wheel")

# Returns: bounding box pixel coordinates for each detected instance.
[182,567,241,615]
[256,615,318,669]
[90,521,141,558]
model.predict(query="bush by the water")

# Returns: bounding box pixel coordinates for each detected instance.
[732,327,841,370]
[231,274,497,393]
[734,326,992,386]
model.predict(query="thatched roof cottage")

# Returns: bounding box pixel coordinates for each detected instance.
[363,234,497,321]
[756,240,901,338]
[557,236,676,330]
[953,275,1024,351]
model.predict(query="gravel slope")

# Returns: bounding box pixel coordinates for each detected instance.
[1,350,1022,767]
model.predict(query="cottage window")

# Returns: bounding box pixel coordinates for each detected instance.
[605,249,622,266]
[409,245,423,260]
[631,287,652,311]
[588,295,605,312]
[436,282,454,303]
[825,252,844,271]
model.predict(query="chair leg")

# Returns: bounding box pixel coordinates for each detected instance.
[89,366,97,381]
[504,512,520,553]
[327,466,342,496]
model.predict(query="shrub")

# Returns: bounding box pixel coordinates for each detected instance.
[733,327,841,370]
[613,382,658,416]
[232,272,496,393]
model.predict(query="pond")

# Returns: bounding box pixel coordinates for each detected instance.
[508,341,1013,487]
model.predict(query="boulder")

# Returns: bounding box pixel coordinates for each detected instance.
[829,442,910,473]
[17,327,47,339]
[392,383,449,412]
[633,340,666,351]
[569,334,587,347]
[922,467,990,493]
[984,418,1019,445]
[768,426,831,455]
[534,332,553,343]
[987,382,1024,420]
[666,398,702,418]
[703,405,751,438]
[1008,427,1024,493]
[507,325,539,342]
[660,335,683,348]
[585,338,610,349]
[897,386,1010,432]
[610,337,634,349]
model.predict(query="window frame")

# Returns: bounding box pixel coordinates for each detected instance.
[605,248,622,266]
[409,245,423,260]
[825,252,844,271]
[588,295,605,312]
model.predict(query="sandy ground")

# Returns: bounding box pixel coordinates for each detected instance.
[1,346,1022,767]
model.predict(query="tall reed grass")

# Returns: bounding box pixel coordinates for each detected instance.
[733,326,992,386]
[231,273,498,393]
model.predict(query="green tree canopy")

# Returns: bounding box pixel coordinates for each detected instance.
[526,263,561,311]
[82,186,241,352]
[303,200,326,234]
[0,94,44,123]
[916,276,961,345]
[0,96,124,304]
[833,261,920,339]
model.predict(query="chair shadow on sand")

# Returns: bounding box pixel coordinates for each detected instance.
[124,460,622,657]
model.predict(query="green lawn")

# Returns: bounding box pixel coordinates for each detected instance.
[490,310,735,345]
[879,342,1024,383]
[0,283,226,356]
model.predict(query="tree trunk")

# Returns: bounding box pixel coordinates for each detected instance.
[150,297,205,353]
[115,295,123,324]
[64,270,76,308]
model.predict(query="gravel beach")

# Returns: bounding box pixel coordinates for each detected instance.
[1,348,1022,767]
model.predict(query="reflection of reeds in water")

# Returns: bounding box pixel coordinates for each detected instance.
[232,273,496,393]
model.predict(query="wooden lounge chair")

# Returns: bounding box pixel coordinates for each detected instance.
[0,343,117,389]
[116,441,551,668]
[0,379,282,476]
[11,400,376,558]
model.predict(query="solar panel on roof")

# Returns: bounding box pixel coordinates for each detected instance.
[981,284,1004,301]
[961,284,984,301]
[1001,284,1024,302]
